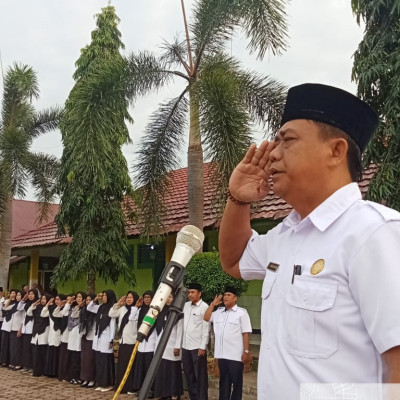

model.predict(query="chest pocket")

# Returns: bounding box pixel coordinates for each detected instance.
[284,276,338,359]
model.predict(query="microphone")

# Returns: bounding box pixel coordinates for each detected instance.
[137,225,204,341]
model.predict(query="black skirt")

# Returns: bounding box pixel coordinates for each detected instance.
[22,333,33,369]
[115,343,135,393]
[68,350,81,381]
[58,342,70,381]
[9,331,23,367]
[0,331,10,366]
[32,344,48,377]
[44,345,59,377]
[154,359,184,398]
[132,351,153,392]
[80,336,95,382]
[95,351,115,388]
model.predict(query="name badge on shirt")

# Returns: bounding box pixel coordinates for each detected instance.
[267,262,279,272]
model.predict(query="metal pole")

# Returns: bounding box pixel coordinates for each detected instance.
[137,287,187,400]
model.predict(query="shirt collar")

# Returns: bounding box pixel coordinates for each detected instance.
[191,299,203,307]
[280,183,361,233]
[224,304,238,312]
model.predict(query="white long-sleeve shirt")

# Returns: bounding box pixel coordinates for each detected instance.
[109,304,139,345]
[182,300,210,351]
[41,306,61,347]
[155,318,183,361]
[52,305,69,343]
[87,300,116,354]
[18,301,32,334]
[1,301,15,332]
[27,304,49,345]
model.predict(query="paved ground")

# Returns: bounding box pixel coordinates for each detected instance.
[0,367,257,399]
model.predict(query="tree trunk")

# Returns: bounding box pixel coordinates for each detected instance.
[188,88,204,231]
[0,199,13,289]
[87,268,96,294]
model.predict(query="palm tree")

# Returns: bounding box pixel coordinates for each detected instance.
[352,0,400,210]
[0,63,61,288]
[127,0,288,237]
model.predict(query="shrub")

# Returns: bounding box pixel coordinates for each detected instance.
[184,252,248,304]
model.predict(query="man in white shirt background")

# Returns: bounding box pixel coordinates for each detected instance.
[182,283,210,400]
[219,83,400,399]
[204,286,252,400]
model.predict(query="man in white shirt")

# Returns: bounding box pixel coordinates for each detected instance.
[182,283,210,400]
[219,83,400,399]
[204,286,252,400]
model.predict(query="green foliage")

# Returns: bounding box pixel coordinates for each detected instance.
[352,0,400,210]
[128,0,288,236]
[184,252,248,304]
[0,63,61,221]
[52,6,135,290]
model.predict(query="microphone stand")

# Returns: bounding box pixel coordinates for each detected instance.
[137,287,187,400]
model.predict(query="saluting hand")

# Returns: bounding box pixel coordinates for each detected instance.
[117,296,126,307]
[212,295,223,307]
[136,297,143,308]
[46,298,54,307]
[228,140,275,203]
[34,299,41,306]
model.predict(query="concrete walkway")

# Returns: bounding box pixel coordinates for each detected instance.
[0,367,257,399]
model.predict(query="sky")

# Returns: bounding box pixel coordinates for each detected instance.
[0,0,365,201]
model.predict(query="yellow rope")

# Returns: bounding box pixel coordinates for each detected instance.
[112,340,140,400]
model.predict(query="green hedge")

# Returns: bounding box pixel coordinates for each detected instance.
[184,252,248,304]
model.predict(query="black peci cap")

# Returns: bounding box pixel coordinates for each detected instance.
[280,83,379,152]
[224,286,238,296]
[188,283,202,292]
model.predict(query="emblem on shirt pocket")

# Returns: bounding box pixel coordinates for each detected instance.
[311,259,325,275]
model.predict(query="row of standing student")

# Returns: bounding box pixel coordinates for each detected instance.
[0,288,184,399]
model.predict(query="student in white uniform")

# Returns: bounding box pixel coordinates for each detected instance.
[87,289,117,392]
[64,291,86,384]
[153,293,184,400]
[28,293,51,377]
[219,83,400,399]
[109,290,141,394]
[52,294,71,381]
[9,290,25,370]
[18,289,39,373]
[79,293,96,388]
[42,294,65,377]
[204,287,252,400]
[0,289,16,367]
[132,290,157,396]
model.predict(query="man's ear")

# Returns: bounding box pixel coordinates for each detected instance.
[328,137,348,166]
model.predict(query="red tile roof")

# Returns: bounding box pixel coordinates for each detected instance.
[12,199,59,239]
[12,163,377,249]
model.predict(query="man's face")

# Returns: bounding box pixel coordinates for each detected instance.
[188,289,201,303]
[223,292,237,309]
[269,120,331,207]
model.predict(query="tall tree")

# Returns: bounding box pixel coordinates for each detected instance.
[352,0,400,209]
[52,6,135,293]
[0,63,61,288]
[128,0,288,237]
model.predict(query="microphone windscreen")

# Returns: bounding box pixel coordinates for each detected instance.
[176,225,204,253]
